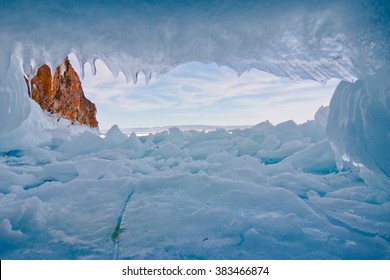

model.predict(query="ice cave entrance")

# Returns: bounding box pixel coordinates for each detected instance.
[67,53,340,132]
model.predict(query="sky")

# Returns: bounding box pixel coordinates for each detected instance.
[68,54,340,130]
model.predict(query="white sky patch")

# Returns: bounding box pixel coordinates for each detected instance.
[69,53,339,129]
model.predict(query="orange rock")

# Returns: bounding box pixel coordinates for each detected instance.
[30,58,98,128]
[31,65,53,112]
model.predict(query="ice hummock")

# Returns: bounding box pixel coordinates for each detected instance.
[0,0,389,260]
[0,0,389,182]
[1,107,389,260]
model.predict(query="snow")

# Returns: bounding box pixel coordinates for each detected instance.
[0,0,389,182]
[0,0,389,260]
[1,109,389,259]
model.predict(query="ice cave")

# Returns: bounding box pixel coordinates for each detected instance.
[0,0,389,259]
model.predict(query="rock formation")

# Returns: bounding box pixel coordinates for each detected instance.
[29,58,98,128]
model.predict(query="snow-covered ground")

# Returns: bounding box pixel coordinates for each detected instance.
[0,0,389,262]
[1,106,389,260]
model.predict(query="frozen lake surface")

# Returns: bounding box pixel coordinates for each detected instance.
[1,109,389,259]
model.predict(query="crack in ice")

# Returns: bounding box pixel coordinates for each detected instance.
[112,190,134,260]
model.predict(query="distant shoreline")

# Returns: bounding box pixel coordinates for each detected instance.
[100,125,253,137]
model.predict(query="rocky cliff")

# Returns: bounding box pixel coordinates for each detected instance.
[29,58,98,128]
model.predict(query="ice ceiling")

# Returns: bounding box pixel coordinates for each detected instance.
[0,0,389,183]
[1,0,389,82]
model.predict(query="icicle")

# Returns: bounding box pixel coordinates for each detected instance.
[132,71,139,85]
[105,60,120,79]
[124,70,132,84]
[22,61,34,80]
[79,60,86,80]
[90,59,97,76]
[73,51,86,79]
[112,68,120,78]
[144,71,152,85]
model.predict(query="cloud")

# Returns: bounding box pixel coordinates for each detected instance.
[69,54,340,127]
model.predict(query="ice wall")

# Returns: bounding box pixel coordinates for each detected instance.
[327,66,390,186]
[0,55,30,134]
[0,56,52,152]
